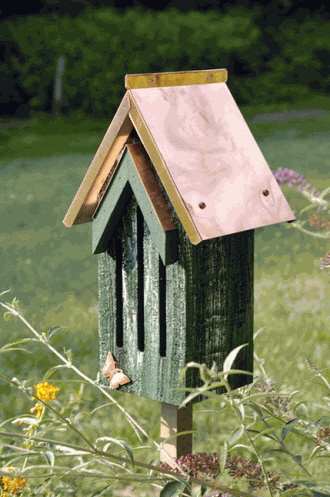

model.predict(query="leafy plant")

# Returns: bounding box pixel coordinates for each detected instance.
[273,167,330,267]
[0,298,329,496]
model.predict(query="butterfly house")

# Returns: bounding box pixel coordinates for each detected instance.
[64,69,294,409]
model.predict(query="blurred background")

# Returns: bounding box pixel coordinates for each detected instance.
[0,1,329,494]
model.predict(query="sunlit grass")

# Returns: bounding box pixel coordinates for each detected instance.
[0,101,329,489]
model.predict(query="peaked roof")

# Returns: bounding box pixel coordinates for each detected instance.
[64,68,295,244]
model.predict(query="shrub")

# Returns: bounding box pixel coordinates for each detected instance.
[1,9,330,117]
[1,8,262,115]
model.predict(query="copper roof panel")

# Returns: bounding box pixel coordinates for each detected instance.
[130,83,295,241]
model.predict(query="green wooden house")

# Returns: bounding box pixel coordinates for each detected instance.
[64,69,294,406]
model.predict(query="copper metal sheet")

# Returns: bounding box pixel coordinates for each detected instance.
[130,83,295,241]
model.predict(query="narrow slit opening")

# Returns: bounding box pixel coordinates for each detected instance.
[159,257,166,357]
[137,207,145,352]
[115,237,123,347]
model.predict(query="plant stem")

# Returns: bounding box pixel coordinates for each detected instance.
[0,430,257,497]
[0,301,180,467]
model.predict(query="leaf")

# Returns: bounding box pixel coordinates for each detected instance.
[1,338,35,349]
[253,328,264,340]
[46,326,63,340]
[160,481,186,497]
[252,427,277,440]
[230,444,255,454]
[0,347,30,354]
[0,289,11,297]
[44,364,69,379]
[309,445,321,461]
[228,425,244,446]
[91,402,115,414]
[223,344,247,374]
[279,488,304,497]
[292,454,303,465]
[45,451,55,467]
[317,416,330,427]
[97,436,134,466]
[191,485,203,497]
[281,418,299,441]
[179,388,206,408]
[236,401,245,421]
[91,485,112,497]
[11,417,40,427]
[219,442,228,473]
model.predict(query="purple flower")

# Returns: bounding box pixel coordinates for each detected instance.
[273,167,320,198]
[160,453,280,491]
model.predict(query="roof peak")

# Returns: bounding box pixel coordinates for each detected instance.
[125,68,228,89]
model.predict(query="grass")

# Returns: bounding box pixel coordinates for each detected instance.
[0,100,329,494]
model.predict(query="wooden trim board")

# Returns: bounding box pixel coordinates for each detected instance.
[125,68,228,89]
[63,93,132,227]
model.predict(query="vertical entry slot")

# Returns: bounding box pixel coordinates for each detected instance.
[137,207,145,351]
[159,257,166,357]
[115,237,123,347]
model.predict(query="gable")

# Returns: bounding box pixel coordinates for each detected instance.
[92,143,178,265]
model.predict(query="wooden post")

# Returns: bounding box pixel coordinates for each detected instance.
[53,55,65,116]
[160,403,193,466]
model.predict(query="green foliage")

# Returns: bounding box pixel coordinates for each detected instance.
[1,7,259,115]
[0,106,329,494]
[253,16,330,103]
[0,303,329,496]
[160,481,186,497]
[2,7,330,116]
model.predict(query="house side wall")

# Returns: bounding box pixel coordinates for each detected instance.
[98,195,253,404]
[182,229,254,390]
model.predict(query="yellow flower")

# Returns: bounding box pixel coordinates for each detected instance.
[1,468,26,495]
[34,381,59,402]
[30,402,44,418]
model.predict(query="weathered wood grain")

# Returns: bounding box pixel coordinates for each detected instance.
[160,403,193,464]
[120,199,143,395]
[141,221,162,399]
[182,229,254,392]
[125,68,228,89]
[98,250,116,386]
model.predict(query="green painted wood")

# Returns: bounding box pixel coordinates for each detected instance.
[98,250,116,386]
[162,242,187,405]
[140,221,162,399]
[98,196,254,405]
[119,199,142,395]
[92,148,178,265]
[182,229,254,393]
[93,158,130,253]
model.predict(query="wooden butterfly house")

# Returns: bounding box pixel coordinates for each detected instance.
[64,68,294,458]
